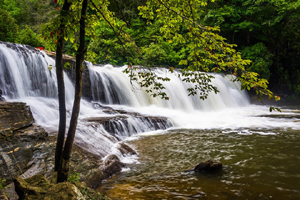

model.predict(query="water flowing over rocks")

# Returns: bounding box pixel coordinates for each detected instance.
[43,50,93,101]
[85,103,173,139]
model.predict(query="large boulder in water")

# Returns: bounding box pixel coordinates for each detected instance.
[194,160,222,172]
[85,154,125,189]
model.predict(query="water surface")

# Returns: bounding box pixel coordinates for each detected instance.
[102,128,300,200]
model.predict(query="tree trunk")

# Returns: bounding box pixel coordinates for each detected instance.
[57,0,88,183]
[55,0,72,172]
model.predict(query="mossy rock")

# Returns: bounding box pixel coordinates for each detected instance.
[14,174,110,200]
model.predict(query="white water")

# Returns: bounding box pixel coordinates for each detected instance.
[1,42,300,160]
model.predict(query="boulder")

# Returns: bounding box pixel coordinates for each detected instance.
[85,154,125,189]
[13,175,110,200]
[194,160,222,172]
[0,124,48,184]
[0,102,34,138]
[118,143,137,156]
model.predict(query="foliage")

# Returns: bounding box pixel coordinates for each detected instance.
[0,0,57,33]
[0,8,19,42]
[241,43,273,80]
[67,172,80,183]
[15,26,44,47]
[0,178,7,191]
[201,0,300,95]
[134,0,277,101]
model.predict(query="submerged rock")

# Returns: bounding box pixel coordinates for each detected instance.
[194,160,222,172]
[118,143,137,156]
[14,174,110,200]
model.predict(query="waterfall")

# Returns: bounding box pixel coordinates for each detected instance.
[0,42,252,159]
[87,63,249,111]
[88,63,249,111]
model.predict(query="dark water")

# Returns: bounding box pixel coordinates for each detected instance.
[101,129,300,199]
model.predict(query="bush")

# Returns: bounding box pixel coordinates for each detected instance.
[0,8,19,42]
[15,25,44,47]
[241,43,273,80]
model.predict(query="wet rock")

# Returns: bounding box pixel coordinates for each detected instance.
[100,154,125,182]
[86,154,125,189]
[14,174,51,199]
[0,89,5,101]
[0,102,34,138]
[0,124,50,184]
[118,143,137,156]
[0,191,9,200]
[0,122,120,194]
[194,160,222,172]
[13,175,110,200]
[0,42,40,55]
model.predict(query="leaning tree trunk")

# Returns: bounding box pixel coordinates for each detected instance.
[55,0,72,172]
[57,0,88,183]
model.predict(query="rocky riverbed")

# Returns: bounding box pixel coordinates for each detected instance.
[0,100,172,199]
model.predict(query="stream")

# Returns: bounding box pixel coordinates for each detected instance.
[101,108,300,200]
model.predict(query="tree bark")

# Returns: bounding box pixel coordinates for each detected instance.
[55,0,72,172]
[57,0,88,183]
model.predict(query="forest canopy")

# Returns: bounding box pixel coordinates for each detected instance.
[0,0,299,97]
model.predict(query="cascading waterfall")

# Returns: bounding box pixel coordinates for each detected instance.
[87,63,249,111]
[3,42,298,161]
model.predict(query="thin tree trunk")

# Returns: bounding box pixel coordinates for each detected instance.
[57,0,88,183]
[55,0,72,172]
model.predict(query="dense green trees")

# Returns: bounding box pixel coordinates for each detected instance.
[0,0,57,47]
[201,0,300,95]
[1,0,298,96]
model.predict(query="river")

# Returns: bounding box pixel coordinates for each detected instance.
[101,108,300,199]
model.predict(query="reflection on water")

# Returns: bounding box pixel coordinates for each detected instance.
[101,129,300,200]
